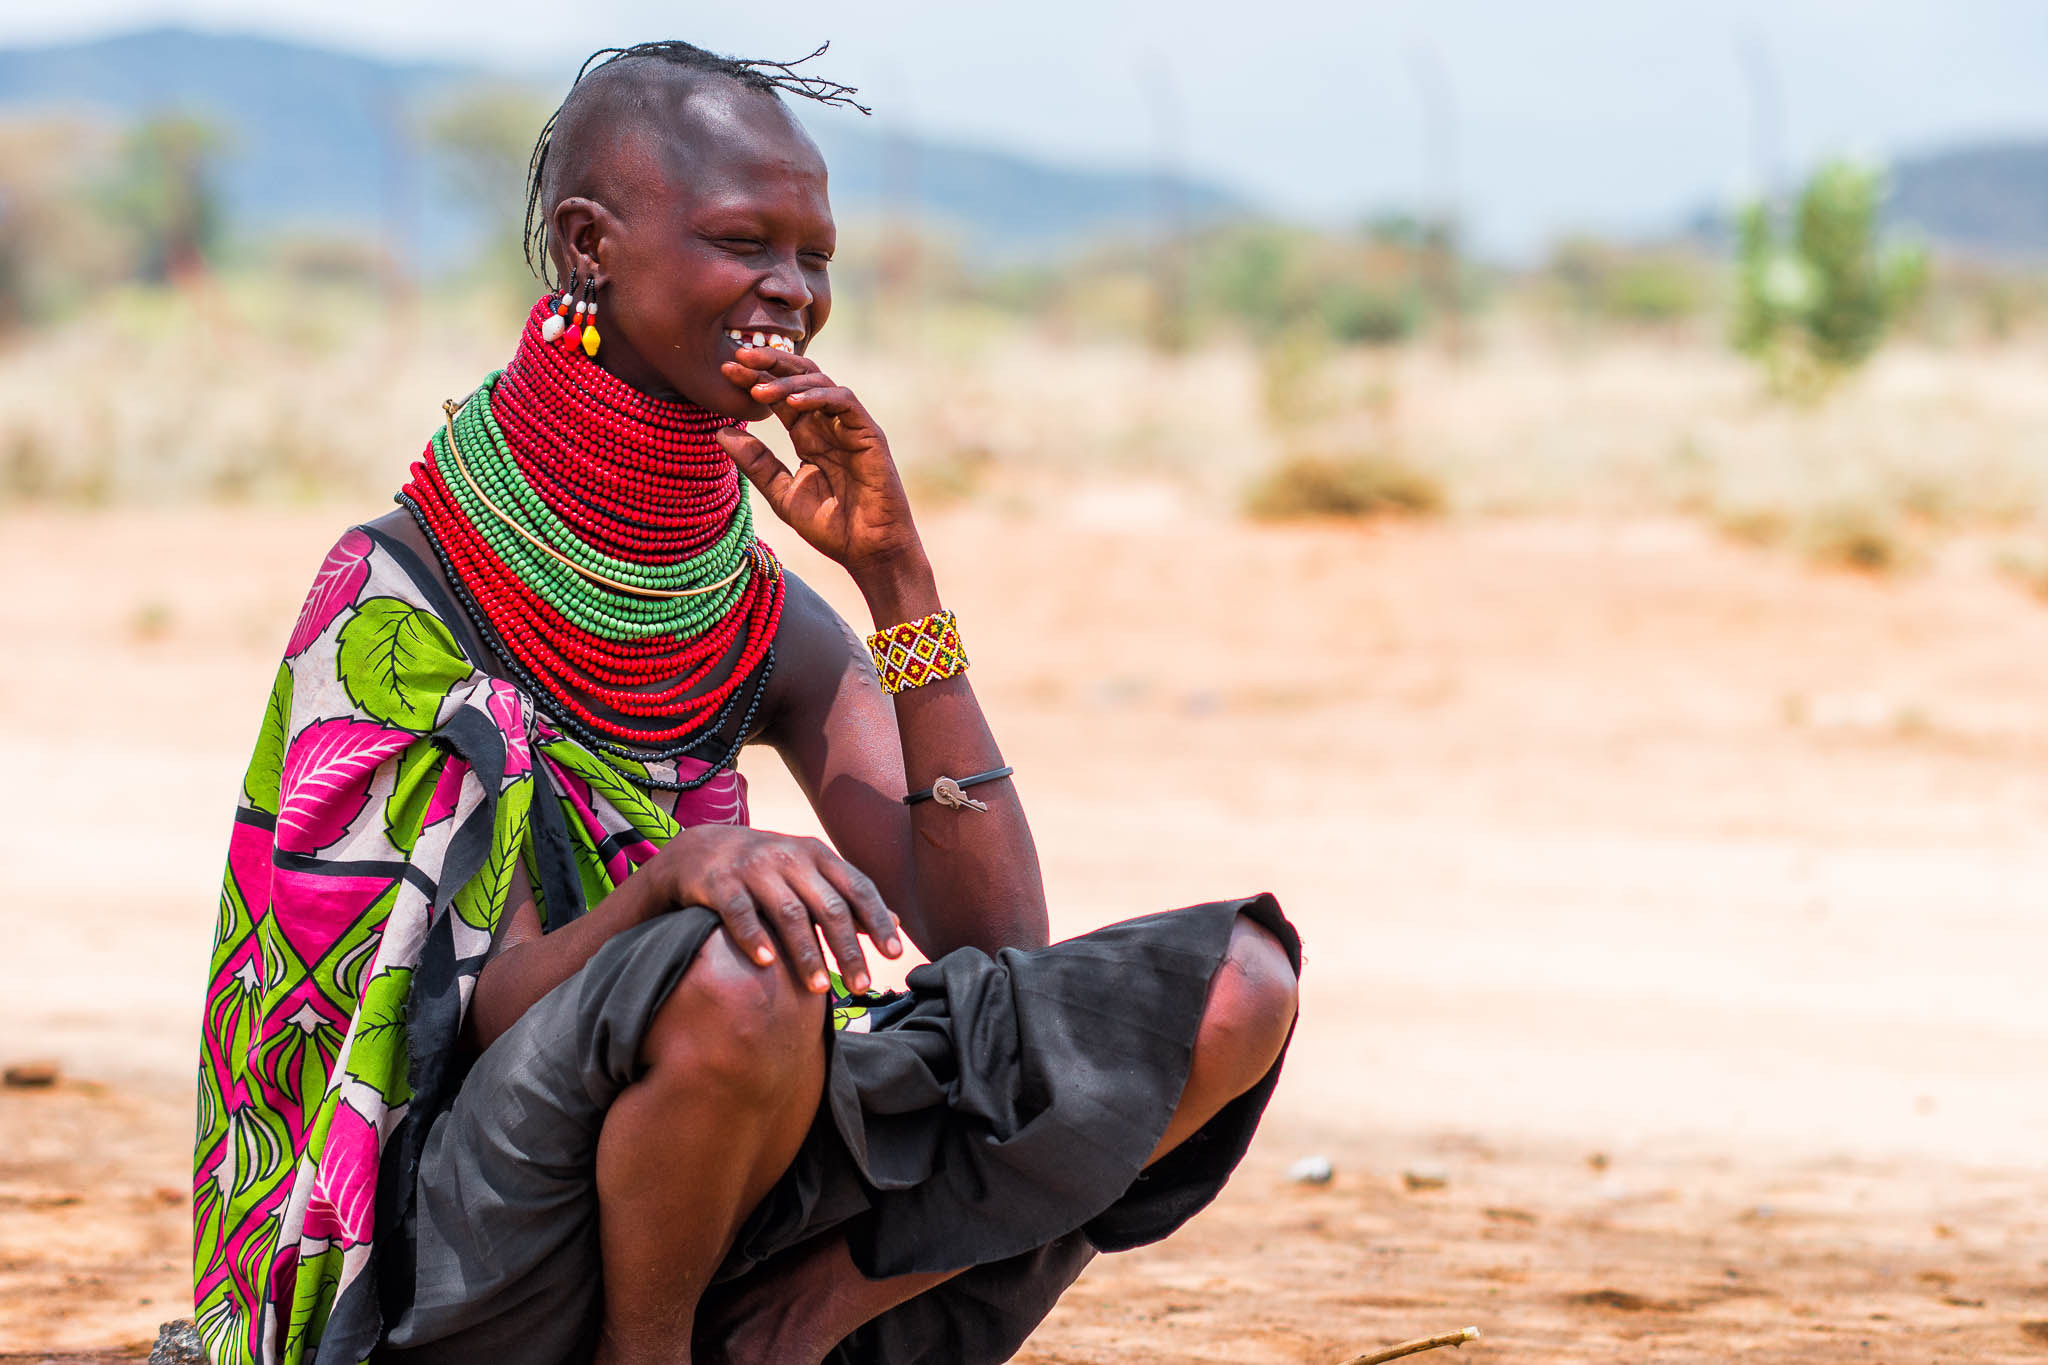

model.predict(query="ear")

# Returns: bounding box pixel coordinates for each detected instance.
[549,196,618,288]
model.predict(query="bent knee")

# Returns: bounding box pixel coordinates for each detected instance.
[1195,917,1299,1083]
[639,927,826,1097]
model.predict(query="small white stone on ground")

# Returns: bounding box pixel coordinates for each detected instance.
[1287,1154,1334,1185]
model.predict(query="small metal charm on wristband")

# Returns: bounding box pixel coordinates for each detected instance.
[867,608,967,694]
[903,765,1015,810]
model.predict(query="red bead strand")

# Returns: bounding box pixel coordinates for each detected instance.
[399,297,784,747]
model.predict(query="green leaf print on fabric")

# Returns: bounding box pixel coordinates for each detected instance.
[382,742,443,856]
[542,737,677,838]
[313,884,398,1011]
[600,749,652,785]
[242,661,293,816]
[349,966,416,1108]
[566,836,611,921]
[279,1094,347,1361]
[202,531,765,1365]
[283,1246,342,1365]
[254,911,308,1021]
[335,598,468,732]
[452,781,532,935]
[210,855,256,974]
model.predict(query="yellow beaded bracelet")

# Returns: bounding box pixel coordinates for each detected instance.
[867,608,969,694]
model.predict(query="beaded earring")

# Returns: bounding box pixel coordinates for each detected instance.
[561,275,586,355]
[541,268,579,344]
[579,275,601,358]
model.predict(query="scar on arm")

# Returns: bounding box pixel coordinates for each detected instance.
[835,613,884,691]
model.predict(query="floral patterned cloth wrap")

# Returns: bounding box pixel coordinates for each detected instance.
[192,526,766,1365]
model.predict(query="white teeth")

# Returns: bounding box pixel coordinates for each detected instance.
[725,329,796,353]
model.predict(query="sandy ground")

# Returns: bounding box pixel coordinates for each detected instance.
[2,501,2046,1362]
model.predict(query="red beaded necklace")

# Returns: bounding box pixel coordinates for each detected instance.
[400,297,784,752]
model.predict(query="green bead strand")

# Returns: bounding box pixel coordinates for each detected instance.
[434,376,757,639]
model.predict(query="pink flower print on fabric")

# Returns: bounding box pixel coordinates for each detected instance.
[422,757,471,830]
[485,679,532,779]
[671,759,748,830]
[299,1101,378,1249]
[276,719,415,856]
[286,529,372,658]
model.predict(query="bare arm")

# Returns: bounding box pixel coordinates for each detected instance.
[719,344,1051,961]
[765,572,1048,960]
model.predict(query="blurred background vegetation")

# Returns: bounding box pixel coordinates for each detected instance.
[4,27,2048,585]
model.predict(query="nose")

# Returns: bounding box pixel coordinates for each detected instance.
[757,253,813,314]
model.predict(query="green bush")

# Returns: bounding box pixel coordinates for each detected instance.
[1733,160,1928,385]
[1318,278,1423,344]
[1244,451,1444,521]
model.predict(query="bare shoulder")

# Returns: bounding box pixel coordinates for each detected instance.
[775,570,871,669]
[761,569,880,739]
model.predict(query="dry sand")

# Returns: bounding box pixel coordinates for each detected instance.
[2,502,2044,1362]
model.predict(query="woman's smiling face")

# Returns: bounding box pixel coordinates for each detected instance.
[548,78,836,419]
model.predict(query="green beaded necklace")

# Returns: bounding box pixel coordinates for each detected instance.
[436,373,757,639]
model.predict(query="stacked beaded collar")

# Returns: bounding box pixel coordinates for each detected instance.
[399,296,784,785]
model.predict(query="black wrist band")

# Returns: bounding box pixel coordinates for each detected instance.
[903,765,1015,806]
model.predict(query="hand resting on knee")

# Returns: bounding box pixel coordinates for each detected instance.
[466,824,904,1053]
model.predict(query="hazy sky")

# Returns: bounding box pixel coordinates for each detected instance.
[4,1,2046,256]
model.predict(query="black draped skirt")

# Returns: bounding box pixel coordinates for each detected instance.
[377,893,1298,1365]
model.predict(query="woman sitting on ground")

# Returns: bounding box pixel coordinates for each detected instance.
[192,39,1299,1365]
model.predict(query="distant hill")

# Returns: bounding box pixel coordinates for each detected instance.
[0,28,465,248]
[1887,140,2048,259]
[0,26,1246,266]
[803,121,1242,256]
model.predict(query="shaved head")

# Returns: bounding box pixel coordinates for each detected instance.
[518,41,847,416]
[524,41,863,285]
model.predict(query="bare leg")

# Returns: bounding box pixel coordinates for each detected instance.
[694,912,1300,1364]
[693,1235,954,1364]
[592,931,830,1365]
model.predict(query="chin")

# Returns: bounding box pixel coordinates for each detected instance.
[711,393,774,423]
[677,376,766,422]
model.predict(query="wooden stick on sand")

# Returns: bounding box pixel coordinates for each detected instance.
[1340,1325,1480,1365]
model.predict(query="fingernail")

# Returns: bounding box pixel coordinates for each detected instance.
[811,970,831,992]
[757,946,775,965]
[851,975,869,993]
[885,938,902,956]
